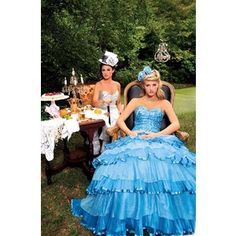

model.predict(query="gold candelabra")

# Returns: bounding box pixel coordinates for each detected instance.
[62,68,85,97]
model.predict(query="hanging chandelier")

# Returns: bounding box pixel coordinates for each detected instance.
[154,42,171,63]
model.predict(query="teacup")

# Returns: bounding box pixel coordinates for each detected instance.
[79,112,85,120]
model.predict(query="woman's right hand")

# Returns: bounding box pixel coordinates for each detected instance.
[127,131,139,137]
[102,97,112,105]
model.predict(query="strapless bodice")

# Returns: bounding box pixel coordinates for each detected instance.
[99,90,119,109]
[132,106,164,133]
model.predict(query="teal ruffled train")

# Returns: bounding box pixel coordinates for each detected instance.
[71,106,196,235]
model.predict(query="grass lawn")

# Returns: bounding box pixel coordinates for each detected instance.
[174,86,196,152]
[174,87,196,115]
[41,86,196,235]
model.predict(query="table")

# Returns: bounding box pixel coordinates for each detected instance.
[79,119,105,157]
[44,118,105,185]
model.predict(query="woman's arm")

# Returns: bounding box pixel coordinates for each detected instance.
[116,82,123,113]
[92,82,104,107]
[160,100,180,135]
[117,98,139,136]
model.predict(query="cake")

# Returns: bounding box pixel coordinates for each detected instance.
[41,92,65,100]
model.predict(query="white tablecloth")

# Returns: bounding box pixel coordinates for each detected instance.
[41,108,111,161]
[41,117,80,161]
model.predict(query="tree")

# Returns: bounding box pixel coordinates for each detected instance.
[41,0,196,92]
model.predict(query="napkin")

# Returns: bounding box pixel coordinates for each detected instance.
[61,117,80,140]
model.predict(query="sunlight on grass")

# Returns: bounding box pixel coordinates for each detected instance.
[174,87,196,115]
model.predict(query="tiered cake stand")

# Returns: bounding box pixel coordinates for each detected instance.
[41,95,69,118]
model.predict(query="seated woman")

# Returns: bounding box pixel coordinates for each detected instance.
[92,51,123,154]
[71,66,196,236]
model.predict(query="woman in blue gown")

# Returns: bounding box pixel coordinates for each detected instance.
[71,66,196,236]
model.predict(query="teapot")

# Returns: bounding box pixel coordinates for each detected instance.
[68,97,80,113]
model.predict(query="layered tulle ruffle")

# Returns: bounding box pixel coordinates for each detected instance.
[93,135,195,168]
[71,192,195,235]
[71,134,195,235]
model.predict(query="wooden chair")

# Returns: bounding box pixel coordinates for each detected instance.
[77,84,95,105]
[107,80,189,142]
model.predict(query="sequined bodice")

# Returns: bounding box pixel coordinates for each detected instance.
[99,90,119,109]
[132,106,164,132]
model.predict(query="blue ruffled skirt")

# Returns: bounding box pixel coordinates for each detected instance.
[71,134,196,235]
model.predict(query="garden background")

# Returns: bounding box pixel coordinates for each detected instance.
[41,1,196,235]
[41,0,195,92]
[3,1,236,236]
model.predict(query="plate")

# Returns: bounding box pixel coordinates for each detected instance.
[41,95,69,101]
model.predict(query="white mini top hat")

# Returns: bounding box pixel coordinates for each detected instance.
[98,50,119,67]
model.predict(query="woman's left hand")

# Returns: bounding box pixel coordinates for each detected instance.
[142,132,161,139]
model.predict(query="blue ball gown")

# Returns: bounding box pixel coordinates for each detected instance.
[71,106,196,236]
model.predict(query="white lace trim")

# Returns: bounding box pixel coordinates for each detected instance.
[41,118,80,161]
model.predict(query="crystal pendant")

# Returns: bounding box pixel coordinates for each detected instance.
[154,42,171,63]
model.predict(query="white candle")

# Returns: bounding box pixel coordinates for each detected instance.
[74,79,77,85]
[72,68,75,76]
[80,74,84,84]
[64,77,67,85]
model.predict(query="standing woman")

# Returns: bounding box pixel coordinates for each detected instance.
[92,51,122,154]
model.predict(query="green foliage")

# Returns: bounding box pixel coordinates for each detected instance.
[41,0,195,92]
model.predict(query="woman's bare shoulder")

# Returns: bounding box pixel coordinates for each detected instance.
[113,81,121,87]
[161,99,171,105]
[113,80,120,84]
[125,97,141,112]
[96,80,102,85]
[159,99,172,110]
[129,97,142,105]
[94,80,102,88]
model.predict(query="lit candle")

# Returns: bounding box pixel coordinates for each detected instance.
[74,79,77,86]
[64,77,67,85]
[80,74,84,84]
[72,68,75,76]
